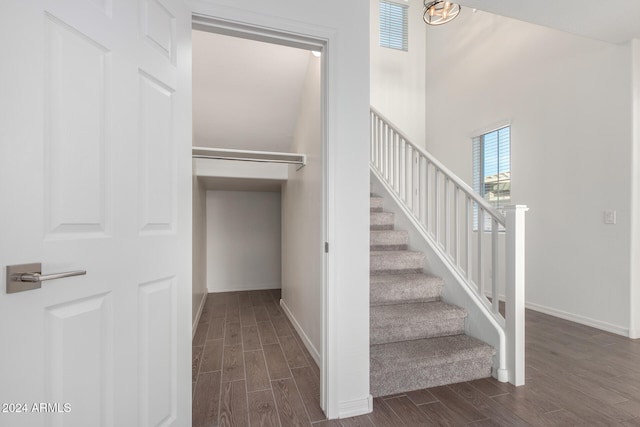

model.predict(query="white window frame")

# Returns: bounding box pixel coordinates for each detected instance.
[473,124,511,230]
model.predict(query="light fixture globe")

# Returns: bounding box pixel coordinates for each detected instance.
[423,0,461,25]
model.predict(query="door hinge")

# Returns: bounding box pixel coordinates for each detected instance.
[325,242,329,253]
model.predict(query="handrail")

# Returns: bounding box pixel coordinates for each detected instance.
[370,107,504,222]
[370,107,527,386]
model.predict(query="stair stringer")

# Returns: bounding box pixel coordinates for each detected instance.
[371,171,508,382]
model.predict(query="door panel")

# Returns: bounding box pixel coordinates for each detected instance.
[46,294,113,426]
[0,0,191,426]
[138,71,176,235]
[45,14,111,238]
[138,277,176,426]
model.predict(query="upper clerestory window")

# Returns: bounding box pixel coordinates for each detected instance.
[380,0,408,51]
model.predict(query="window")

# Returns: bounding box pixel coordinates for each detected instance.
[473,126,511,228]
[379,1,408,51]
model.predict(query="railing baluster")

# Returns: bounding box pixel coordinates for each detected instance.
[396,133,400,193]
[405,144,412,207]
[492,217,499,315]
[478,206,485,296]
[414,153,420,219]
[373,116,377,169]
[400,138,409,203]
[375,117,380,170]
[466,195,472,280]
[400,139,406,202]
[384,126,395,180]
[444,176,450,256]
[409,146,415,211]
[389,131,394,189]
[420,156,427,228]
[383,123,388,180]
[379,119,383,171]
[370,114,374,165]
[434,169,440,245]
[392,133,397,194]
[425,160,430,234]
[370,112,373,164]
[454,185,460,267]
[415,155,421,222]
[380,123,389,176]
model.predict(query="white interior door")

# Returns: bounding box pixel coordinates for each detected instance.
[0,1,192,426]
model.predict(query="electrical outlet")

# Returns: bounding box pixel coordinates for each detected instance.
[604,210,617,225]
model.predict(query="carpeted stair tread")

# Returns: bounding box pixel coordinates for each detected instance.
[370,335,496,397]
[370,301,466,344]
[370,250,424,274]
[370,230,409,250]
[370,212,394,230]
[370,273,443,306]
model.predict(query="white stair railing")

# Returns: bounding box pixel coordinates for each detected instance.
[370,107,528,386]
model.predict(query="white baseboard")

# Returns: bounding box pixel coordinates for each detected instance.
[193,292,207,339]
[279,299,321,366]
[629,328,640,339]
[339,395,373,419]
[207,283,281,293]
[525,301,629,337]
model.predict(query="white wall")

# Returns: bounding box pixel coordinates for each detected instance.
[206,191,282,292]
[192,1,371,418]
[192,168,208,328]
[370,0,426,144]
[281,54,322,362]
[424,10,633,334]
[192,30,310,152]
[630,38,640,338]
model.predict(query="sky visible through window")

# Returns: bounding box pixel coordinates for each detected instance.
[483,127,510,178]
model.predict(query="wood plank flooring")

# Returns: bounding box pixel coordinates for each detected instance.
[193,290,640,426]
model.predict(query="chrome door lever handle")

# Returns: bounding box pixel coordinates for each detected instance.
[15,270,86,283]
[6,263,86,294]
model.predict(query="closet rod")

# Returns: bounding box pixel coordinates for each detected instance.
[192,147,306,169]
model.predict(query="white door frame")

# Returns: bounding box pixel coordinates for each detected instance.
[190,11,337,417]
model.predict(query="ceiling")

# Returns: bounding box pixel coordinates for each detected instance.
[192,30,312,153]
[456,0,640,44]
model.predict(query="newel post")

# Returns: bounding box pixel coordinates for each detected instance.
[504,205,528,386]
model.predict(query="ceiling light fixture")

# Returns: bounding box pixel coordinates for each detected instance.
[423,0,461,25]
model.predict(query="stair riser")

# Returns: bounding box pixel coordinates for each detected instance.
[370,284,442,306]
[370,197,384,211]
[370,244,408,251]
[370,274,444,306]
[370,253,424,274]
[370,295,440,306]
[370,318,465,345]
[370,225,394,231]
[370,230,409,249]
[370,212,394,230]
[370,358,493,397]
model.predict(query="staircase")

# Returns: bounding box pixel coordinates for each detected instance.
[369,193,496,397]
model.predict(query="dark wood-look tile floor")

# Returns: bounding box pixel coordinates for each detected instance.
[194,291,640,426]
